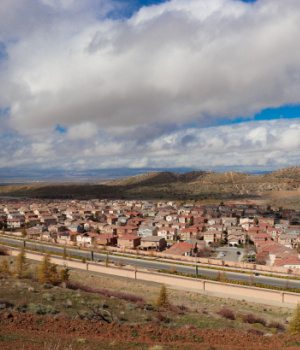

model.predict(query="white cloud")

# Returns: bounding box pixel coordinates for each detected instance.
[0,118,299,171]
[0,0,300,171]
[67,122,98,140]
[0,0,299,135]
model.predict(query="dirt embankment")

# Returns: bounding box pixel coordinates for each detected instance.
[1,310,300,350]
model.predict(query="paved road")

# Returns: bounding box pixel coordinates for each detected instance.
[0,236,299,289]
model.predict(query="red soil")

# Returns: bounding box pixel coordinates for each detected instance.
[1,310,300,349]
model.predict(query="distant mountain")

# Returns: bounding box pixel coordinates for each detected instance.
[0,166,299,201]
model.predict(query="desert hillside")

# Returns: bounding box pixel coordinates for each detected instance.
[0,167,299,202]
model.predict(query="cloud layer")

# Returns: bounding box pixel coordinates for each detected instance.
[0,0,300,171]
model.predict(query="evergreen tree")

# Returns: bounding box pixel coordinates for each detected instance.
[288,303,300,335]
[59,266,70,282]
[15,247,28,278]
[0,258,10,276]
[38,253,59,285]
[156,284,169,308]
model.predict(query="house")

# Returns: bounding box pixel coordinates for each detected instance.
[208,224,224,232]
[164,242,196,256]
[179,215,193,224]
[140,236,166,251]
[166,214,178,222]
[96,234,118,246]
[157,227,178,241]
[193,216,208,224]
[106,215,118,225]
[277,234,298,248]
[118,234,141,249]
[222,217,237,227]
[26,227,42,239]
[116,226,138,237]
[7,218,24,229]
[267,227,283,239]
[57,231,78,243]
[254,233,272,246]
[203,230,223,246]
[273,256,300,269]
[257,242,296,266]
[259,217,275,226]
[138,226,158,237]
[179,228,199,241]
[228,232,247,246]
[40,215,57,226]
[77,232,99,246]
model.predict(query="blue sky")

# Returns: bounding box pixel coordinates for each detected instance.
[0,0,299,175]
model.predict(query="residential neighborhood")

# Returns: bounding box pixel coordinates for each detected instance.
[1,197,300,268]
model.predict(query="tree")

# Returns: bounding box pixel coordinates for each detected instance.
[15,247,28,278]
[0,258,10,277]
[38,253,59,285]
[156,284,169,308]
[21,228,27,238]
[59,266,70,282]
[288,303,300,335]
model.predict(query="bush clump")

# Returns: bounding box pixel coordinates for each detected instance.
[217,308,235,320]
[0,298,14,309]
[28,303,58,315]
[42,293,55,302]
[268,321,285,332]
[239,313,266,326]
[64,281,145,305]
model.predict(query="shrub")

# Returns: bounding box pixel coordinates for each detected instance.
[268,321,285,332]
[156,312,168,323]
[42,293,55,302]
[169,265,176,273]
[0,298,14,309]
[239,313,266,326]
[64,281,145,304]
[217,308,235,320]
[288,303,300,335]
[156,284,169,308]
[28,303,58,315]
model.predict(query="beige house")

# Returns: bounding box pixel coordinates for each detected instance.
[118,234,141,249]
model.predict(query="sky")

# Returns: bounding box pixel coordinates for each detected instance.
[0,0,300,175]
